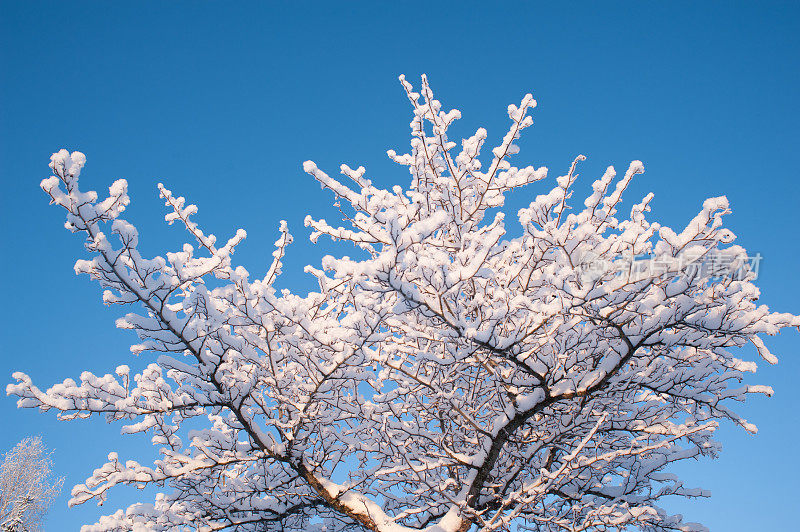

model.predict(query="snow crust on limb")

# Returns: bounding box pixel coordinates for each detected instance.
[8,77,800,532]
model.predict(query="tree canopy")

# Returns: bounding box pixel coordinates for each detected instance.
[8,76,798,532]
[0,436,63,532]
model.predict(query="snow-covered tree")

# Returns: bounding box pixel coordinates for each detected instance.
[0,437,63,532]
[7,76,799,532]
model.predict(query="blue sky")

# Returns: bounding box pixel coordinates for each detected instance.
[1,1,798,530]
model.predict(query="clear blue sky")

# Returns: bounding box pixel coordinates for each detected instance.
[1,1,798,530]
